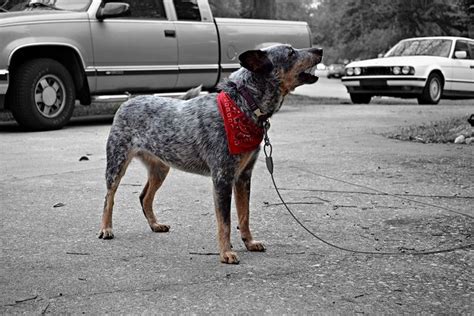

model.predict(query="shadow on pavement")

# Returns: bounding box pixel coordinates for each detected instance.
[0,115,114,133]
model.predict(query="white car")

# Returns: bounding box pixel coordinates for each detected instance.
[342,36,474,104]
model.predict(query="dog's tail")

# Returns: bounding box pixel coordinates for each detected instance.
[181,85,202,100]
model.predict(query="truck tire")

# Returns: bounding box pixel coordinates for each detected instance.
[350,93,372,104]
[9,58,75,130]
[417,73,442,105]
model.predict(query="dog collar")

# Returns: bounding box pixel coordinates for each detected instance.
[229,81,269,122]
[217,92,264,155]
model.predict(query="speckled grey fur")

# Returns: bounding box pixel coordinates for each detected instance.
[99,44,323,264]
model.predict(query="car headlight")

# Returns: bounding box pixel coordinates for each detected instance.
[354,67,361,75]
[346,67,354,76]
[402,66,415,75]
[391,66,414,75]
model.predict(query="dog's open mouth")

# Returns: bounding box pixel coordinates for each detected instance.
[299,66,319,84]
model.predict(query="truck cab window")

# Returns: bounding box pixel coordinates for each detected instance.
[173,0,201,21]
[110,0,166,19]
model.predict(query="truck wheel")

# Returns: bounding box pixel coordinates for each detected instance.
[9,58,75,130]
[350,93,372,104]
[417,73,442,105]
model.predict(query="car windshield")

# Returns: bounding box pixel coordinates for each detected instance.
[385,39,452,58]
[1,0,91,12]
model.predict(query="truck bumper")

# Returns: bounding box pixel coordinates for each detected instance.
[0,70,8,109]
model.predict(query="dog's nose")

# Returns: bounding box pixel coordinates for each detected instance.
[310,47,323,57]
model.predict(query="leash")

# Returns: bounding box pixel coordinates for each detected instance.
[262,121,473,256]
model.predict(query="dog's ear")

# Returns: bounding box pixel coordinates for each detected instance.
[239,50,274,74]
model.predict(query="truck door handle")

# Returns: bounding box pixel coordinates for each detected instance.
[164,30,176,38]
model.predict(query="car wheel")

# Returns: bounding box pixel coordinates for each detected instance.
[350,93,372,104]
[417,73,443,105]
[9,58,75,130]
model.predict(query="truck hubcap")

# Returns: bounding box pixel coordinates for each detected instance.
[35,75,66,118]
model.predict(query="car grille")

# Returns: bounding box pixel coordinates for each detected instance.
[363,67,392,76]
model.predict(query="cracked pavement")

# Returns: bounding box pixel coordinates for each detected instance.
[0,100,472,314]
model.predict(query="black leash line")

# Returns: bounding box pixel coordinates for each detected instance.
[262,121,473,256]
[293,166,474,220]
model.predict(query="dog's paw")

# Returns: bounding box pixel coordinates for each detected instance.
[245,240,266,252]
[220,251,240,264]
[98,228,114,239]
[150,223,170,233]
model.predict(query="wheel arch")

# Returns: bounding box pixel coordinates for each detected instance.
[429,69,445,86]
[424,67,445,89]
[8,44,91,105]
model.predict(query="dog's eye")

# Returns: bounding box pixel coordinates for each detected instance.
[288,48,296,57]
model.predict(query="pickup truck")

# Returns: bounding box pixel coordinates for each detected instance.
[0,0,312,130]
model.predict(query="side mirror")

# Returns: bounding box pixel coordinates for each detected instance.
[454,51,467,59]
[96,2,130,20]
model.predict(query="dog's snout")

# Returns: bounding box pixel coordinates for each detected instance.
[310,47,323,57]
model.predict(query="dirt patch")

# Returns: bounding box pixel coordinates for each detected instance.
[385,116,473,144]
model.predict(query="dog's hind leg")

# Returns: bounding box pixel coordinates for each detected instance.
[212,169,239,264]
[99,150,133,239]
[234,156,266,252]
[138,155,170,233]
[99,184,119,239]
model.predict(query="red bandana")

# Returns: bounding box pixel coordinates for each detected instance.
[217,92,264,155]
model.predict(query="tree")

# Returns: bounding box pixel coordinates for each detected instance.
[395,0,468,38]
[274,0,315,21]
[209,0,314,21]
[309,0,470,64]
[208,0,241,17]
[241,0,276,19]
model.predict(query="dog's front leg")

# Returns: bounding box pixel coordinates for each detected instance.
[212,171,239,264]
[234,170,266,252]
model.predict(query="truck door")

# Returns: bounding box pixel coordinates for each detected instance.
[90,0,178,93]
[172,0,219,90]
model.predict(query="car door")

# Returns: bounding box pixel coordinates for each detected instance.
[172,0,219,89]
[90,0,178,93]
[447,40,474,93]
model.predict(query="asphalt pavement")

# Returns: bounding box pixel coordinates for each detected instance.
[0,97,473,314]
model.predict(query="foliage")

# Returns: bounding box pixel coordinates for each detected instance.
[209,0,470,64]
[241,0,276,19]
[273,0,315,21]
[310,0,471,64]
[208,0,241,18]
[209,0,313,20]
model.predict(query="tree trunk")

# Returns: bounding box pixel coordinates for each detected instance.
[242,0,276,19]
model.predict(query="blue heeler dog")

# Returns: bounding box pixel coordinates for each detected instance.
[99,44,323,264]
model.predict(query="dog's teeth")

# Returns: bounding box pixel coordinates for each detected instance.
[304,66,317,75]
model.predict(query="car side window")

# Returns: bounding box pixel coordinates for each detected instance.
[454,40,472,59]
[109,0,166,19]
[173,0,201,21]
[469,43,474,60]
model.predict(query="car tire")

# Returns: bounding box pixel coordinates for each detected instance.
[417,73,443,105]
[9,58,75,131]
[350,93,372,104]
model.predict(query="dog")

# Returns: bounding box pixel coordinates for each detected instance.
[99,44,323,264]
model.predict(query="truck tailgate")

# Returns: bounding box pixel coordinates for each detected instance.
[215,18,312,77]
